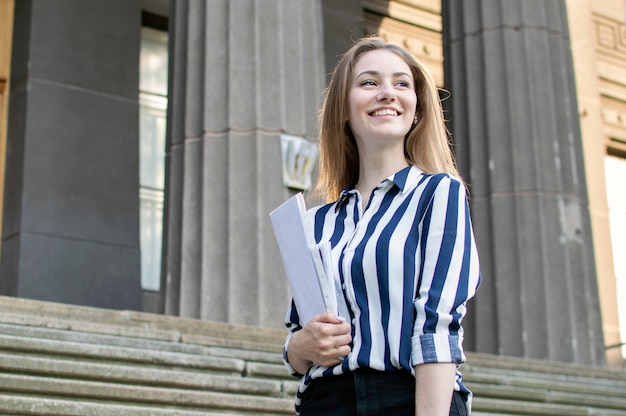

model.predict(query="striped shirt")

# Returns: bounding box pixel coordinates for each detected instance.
[283,165,481,413]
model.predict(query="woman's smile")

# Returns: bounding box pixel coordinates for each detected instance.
[369,107,400,117]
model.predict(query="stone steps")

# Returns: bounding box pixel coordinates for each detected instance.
[0,394,247,416]
[0,297,297,415]
[464,354,626,415]
[1,295,625,415]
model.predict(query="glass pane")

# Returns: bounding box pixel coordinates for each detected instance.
[605,155,626,358]
[140,93,167,190]
[140,188,164,291]
[139,26,168,292]
[140,27,169,96]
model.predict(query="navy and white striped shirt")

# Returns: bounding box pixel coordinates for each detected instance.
[284,165,481,413]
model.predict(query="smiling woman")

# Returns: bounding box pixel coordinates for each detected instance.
[283,36,481,416]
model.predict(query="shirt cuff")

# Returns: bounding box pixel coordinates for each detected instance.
[411,333,465,366]
[283,331,304,379]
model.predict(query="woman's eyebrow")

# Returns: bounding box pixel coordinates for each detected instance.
[355,70,411,78]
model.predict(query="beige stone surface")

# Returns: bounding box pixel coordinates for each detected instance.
[0,0,13,259]
[567,0,626,367]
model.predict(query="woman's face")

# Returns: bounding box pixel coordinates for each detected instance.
[347,49,417,149]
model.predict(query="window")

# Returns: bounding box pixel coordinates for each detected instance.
[139,26,168,291]
[605,155,626,359]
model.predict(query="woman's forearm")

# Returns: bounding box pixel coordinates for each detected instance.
[414,362,456,416]
[287,330,315,375]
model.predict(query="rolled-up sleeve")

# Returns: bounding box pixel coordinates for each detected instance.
[411,176,481,366]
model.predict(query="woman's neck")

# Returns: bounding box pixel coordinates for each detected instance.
[356,147,409,193]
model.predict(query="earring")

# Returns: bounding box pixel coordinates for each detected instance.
[413,116,418,125]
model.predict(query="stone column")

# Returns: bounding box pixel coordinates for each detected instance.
[163,0,325,327]
[442,0,606,366]
[1,0,142,310]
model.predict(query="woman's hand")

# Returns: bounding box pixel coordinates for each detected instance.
[287,312,352,374]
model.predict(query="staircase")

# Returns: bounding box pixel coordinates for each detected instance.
[1,295,625,416]
[464,353,626,416]
[0,296,297,415]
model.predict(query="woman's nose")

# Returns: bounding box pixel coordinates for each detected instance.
[377,84,396,101]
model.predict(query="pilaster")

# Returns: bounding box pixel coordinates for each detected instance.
[1,0,142,309]
[163,0,325,327]
[442,0,606,366]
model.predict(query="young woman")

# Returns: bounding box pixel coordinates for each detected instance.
[283,36,481,416]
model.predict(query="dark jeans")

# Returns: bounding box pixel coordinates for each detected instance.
[299,368,467,416]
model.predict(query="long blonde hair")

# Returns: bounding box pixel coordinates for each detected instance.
[314,36,461,202]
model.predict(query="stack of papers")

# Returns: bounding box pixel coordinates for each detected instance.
[269,193,337,326]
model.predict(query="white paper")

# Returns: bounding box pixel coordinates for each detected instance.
[318,241,337,314]
[269,193,337,325]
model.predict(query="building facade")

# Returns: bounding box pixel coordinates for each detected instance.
[1,0,625,369]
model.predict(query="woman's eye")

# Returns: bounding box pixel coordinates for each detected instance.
[396,80,410,88]
[360,79,377,86]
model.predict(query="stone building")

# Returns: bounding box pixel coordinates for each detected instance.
[0,0,625,387]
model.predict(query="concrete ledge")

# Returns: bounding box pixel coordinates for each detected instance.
[0,333,246,374]
[473,397,626,416]
[472,413,529,416]
[0,374,294,413]
[470,382,626,412]
[0,296,287,352]
[0,393,291,415]
[0,321,206,356]
[465,371,626,401]
[0,353,294,395]
[0,322,286,366]
[466,352,626,384]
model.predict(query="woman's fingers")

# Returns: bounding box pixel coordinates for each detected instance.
[313,311,347,325]
[334,332,352,347]
[301,316,352,367]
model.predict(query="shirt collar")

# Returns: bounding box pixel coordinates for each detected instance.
[391,165,413,193]
[335,165,422,211]
[336,186,355,211]
[380,165,423,194]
